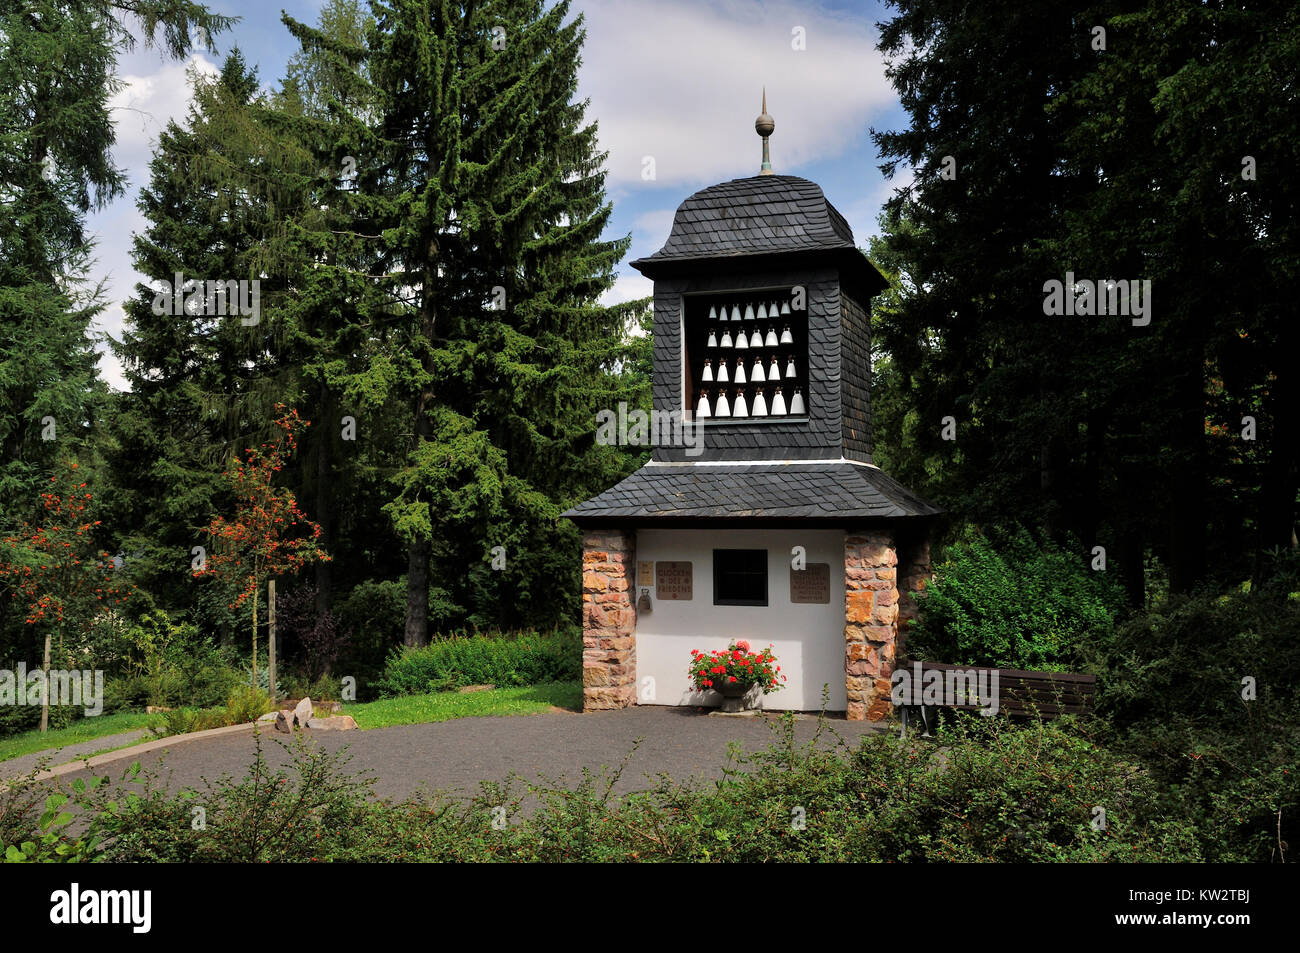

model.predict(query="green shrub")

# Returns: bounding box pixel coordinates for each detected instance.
[906,528,1124,670]
[154,687,274,737]
[32,710,1204,863]
[375,627,581,696]
[1084,551,1300,861]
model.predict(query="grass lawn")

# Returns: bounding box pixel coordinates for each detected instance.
[0,711,163,763]
[344,681,581,729]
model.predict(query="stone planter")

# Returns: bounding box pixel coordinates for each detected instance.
[714,679,758,713]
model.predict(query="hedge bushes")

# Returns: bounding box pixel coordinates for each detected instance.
[5,713,1210,863]
[906,528,1125,670]
[375,627,581,696]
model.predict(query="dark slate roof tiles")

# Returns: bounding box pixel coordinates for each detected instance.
[562,463,941,523]
[631,175,857,265]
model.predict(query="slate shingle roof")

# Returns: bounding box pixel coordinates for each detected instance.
[562,463,941,524]
[630,175,857,266]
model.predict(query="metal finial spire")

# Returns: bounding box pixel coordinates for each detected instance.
[755,88,774,175]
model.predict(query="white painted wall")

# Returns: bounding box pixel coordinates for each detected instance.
[633,528,846,712]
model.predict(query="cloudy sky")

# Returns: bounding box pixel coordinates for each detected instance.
[90,0,910,390]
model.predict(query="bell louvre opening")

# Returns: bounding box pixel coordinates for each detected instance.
[684,290,809,423]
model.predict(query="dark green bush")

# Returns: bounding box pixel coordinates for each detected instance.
[375,627,581,696]
[906,528,1125,670]
[43,712,1203,863]
[1084,551,1300,861]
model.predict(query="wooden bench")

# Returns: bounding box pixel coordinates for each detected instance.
[896,660,1097,735]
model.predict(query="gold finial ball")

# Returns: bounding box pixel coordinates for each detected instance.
[755,111,774,137]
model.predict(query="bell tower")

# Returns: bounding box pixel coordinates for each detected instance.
[565,95,939,720]
[628,95,886,465]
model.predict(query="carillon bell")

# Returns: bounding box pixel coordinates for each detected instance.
[716,391,731,417]
[780,300,791,315]
[757,303,767,321]
[717,360,729,382]
[789,388,805,415]
[735,329,748,349]
[764,326,778,347]
[751,357,765,382]
[752,390,768,416]
[743,304,755,322]
[733,389,748,418]
[731,305,742,322]
[707,330,718,348]
[779,325,793,345]
[735,361,746,385]
[720,329,733,348]
[708,306,718,321]
[785,357,796,378]
[696,390,711,418]
[748,329,762,348]
[771,387,787,416]
[770,301,780,318]
[702,359,713,382]
[768,356,780,378]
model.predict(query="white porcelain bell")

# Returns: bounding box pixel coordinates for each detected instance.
[716,391,731,417]
[730,305,742,322]
[751,357,765,383]
[757,303,767,321]
[771,387,787,416]
[790,388,805,415]
[702,359,713,382]
[779,325,793,345]
[697,391,711,418]
[747,329,761,348]
[752,390,768,416]
[743,304,755,322]
[769,356,780,378]
[717,360,729,383]
[708,306,718,321]
[765,326,778,347]
[733,390,748,418]
[720,330,733,348]
[735,329,748,349]
[781,300,791,315]
[707,330,718,348]
[734,361,746,385]
[785,357,796,378]
[771,301,781,318]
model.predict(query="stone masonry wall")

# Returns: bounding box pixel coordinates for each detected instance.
[844,531,900,721]
[895,535,932,658]
[582,529,636,711]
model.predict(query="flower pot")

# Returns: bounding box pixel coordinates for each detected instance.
[714,679,756,713]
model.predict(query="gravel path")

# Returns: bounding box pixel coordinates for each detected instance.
[45,708,890,803]
[1,729,153,781]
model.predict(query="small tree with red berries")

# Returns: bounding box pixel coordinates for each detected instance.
[194,407,331,688]
[0,460,131,731]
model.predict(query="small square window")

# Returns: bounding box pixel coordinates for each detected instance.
[713,549,768,606]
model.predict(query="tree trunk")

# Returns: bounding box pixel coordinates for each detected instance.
[404,235,440,649]
[39,630,51,733]
[314,382,333,618]
[251,586,259,688]
[404,536,430,648]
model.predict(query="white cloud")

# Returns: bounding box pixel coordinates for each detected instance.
[89,54,216,391]
[576,0,890,189]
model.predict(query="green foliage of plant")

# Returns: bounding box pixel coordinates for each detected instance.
[375,628,581,696]
[906,529,1125,670]
[15,709,1219,863]
[1085,551,1300,862]
[152,687,274,737]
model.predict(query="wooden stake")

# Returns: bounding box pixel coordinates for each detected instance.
[268,578,277,704]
